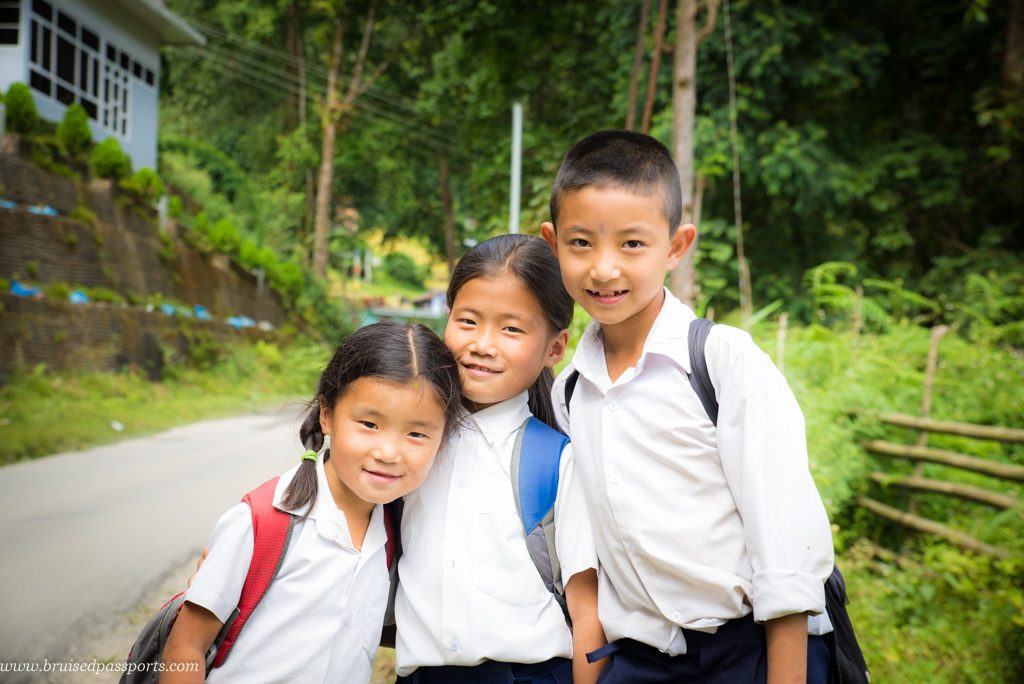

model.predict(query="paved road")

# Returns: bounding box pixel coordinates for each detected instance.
[0,407,304,663]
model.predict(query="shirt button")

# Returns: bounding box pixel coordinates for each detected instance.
[607,400,618,411]
[456,479,465,488]
[671,611,682,622]
[627,542,638,555]
[610,470,622,484]
[448,638,460,652]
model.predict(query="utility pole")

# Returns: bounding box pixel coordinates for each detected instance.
[509,101,523,233]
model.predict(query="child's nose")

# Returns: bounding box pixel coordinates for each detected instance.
[371,444,399,463]
[590,252,621,282]
[468,332,497,356]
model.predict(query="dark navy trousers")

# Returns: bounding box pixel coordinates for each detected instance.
[590,615,835,684]
[396,656,572,684]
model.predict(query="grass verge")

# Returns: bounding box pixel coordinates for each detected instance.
[0,341,327,464]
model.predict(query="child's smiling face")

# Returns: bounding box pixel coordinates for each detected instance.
[542,185,693,339]
[319,376,446,517]
[444,272,566,412]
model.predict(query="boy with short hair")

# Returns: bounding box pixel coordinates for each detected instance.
[541,130,834,683]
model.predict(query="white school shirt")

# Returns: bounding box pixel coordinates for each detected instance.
[185,452,390,683]
[394,392,597,676]
[551,289,834,655]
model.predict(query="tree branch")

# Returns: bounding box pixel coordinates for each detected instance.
[696,0,719,45]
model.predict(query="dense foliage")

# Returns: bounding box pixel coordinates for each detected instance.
[160,0,1021,323]
[149,1,1022,679]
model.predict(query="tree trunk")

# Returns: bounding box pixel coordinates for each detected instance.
[311,0,383,280]
[439,152,457,276]
[669,0,700,305]
[313,18,343,280]
[641,0,670,134]
[1005,0,1024,91]
[286,1,301,129]
[723,0,752,324]
[626,0,651,131]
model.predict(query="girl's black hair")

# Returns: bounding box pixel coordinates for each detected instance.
[446,234,574,430]
[281,320,462,517]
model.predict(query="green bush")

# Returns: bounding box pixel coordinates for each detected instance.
[167,195,184,219]
[4,83,38,134]
[209,218,241,253]
[383,252,424,287]
[44,282,71,300]
[56,103,92,157]
[121,167,165,204]
[89,137,131,180]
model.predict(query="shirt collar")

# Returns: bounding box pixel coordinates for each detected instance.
[465,391,531,445]
[272,450,386,553]
[572,288,697,382]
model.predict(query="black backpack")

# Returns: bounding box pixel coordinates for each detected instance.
[564,317,869,684]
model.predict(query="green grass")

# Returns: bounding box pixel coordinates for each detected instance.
[0,341,328,464]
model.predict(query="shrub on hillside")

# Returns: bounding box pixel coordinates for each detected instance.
[4,83,38,134]
[90,137,131,180]
[383,252,423,287]
[56,103,92,157]
[209,218,241,253]
[121,167,165,203]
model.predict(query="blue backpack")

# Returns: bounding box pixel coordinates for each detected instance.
[564,318,869,684]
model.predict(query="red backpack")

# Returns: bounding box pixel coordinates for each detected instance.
[120,476,401,683]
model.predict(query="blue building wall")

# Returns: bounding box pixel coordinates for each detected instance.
[0,0,164,170]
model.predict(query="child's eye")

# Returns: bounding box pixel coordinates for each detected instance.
[358,420,378,429]
[623,239,645,249]
[504,326,525,334]
[408,431,430,440]
[568,238,590,248]
[456,317,476,326]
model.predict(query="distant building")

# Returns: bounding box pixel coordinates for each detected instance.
[0,0,203,169]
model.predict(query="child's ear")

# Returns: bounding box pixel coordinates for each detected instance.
[544,329,570,368]
[318,397,332,436]
[540,223,558,254]
[667,223,697,269]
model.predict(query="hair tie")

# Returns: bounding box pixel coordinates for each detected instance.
[300,449,318,463]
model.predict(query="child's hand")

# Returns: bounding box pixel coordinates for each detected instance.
[186,547,209,588]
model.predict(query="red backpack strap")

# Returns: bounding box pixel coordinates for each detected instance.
[211,476,294,668]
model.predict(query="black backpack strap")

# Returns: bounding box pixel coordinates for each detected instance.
[687,318,719,426]
[564,369,580,416]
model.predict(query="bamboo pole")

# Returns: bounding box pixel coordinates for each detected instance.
[864,440,1024,481]
[870,472,1021,509]
[863,412,1024,443]
[857,496,1012,559]
[909,325,948,513]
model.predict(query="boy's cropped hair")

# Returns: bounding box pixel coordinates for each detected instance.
[549,130,683,234]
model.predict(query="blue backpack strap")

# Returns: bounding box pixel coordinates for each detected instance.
[510,417,571,622]
[687,318,719,426]
[516,417,569,533]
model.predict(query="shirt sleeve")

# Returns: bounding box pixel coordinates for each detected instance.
[552,443,598,583]
[183,502,254,623]
[707,326,834,623]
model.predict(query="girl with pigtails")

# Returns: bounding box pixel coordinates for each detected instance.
[161,321,462,683]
